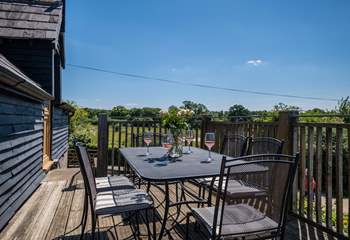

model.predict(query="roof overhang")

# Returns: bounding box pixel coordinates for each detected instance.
[0,54,53,101]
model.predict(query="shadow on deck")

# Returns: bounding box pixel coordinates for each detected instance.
[0,169,337,240]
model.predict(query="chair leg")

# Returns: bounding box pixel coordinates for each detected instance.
[147,181,151,192]
[135,211,140,236]
[201,186,206,207]
[97,217,100,240]
[80,193,88,240]
[145,209,152,240]
[91,212,96,240]
[152,208,157,240]
[185,213,191,240]
[197,185,202,208]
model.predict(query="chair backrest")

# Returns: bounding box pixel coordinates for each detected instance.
[133,132,162,147]
[220,134,248,157]
[213,154,299,238]
[74,142,97,207]
[248,137,284,155]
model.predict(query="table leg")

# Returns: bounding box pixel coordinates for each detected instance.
[158,181,169,240]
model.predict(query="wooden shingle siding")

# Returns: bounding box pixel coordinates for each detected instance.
[0,1,63,40]
[0,90,45,230]
[51,106,68,161]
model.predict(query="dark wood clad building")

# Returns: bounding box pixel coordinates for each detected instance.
[0,0,71,230]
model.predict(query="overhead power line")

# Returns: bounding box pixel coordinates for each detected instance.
[67,63,339,102]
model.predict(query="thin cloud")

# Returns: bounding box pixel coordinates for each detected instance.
[246,59,263,66]
[125,103,138,107]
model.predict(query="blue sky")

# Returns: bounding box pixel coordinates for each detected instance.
[62,0,350,111]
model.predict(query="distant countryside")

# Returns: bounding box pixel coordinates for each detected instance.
[69,98,350,148]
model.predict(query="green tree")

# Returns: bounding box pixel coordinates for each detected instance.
[337,96,350,123]
[272,102,300,112]
[129,108,143,118]
[181,100,208,115]
[141,107,161,119]
[111,105,129,118]
[227,104,250,122]
[168,105,179,112]
[67,101,94,146]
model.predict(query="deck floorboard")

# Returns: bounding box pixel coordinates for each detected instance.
[0,169,336,240]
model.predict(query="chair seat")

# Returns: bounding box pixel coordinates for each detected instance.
[214,179,267,199]
[192,204,278,237]
[95,189,153,215]
[193,177,215,185]
[95,175,135,193]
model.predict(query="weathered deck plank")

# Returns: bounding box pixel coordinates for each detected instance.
[0,169,336,240]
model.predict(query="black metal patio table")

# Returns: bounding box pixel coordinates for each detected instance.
[119,146,267,240]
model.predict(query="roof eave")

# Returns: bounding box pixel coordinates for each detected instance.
[0,69,53,101]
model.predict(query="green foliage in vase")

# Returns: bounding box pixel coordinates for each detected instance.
[161,108,193,136]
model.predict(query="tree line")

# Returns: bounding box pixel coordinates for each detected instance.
[70,97,350,124]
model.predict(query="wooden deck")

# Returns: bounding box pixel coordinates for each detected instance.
[0,169,337,240]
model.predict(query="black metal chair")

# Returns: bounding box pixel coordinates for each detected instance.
[192,135,249,205]
[75,142,156,240]
[220,134,249,157]
[186,154,299,240]
[248,137,284,155]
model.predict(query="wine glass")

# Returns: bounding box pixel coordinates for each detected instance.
[204,132,215,162]
[185,129,194,154]
[143,131,153,156]
[162,133,174,158]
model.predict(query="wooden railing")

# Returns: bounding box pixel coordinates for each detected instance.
[291,122,349,238]
[203,120,279,153]
[96,115,202,176]
[96,112,348,238]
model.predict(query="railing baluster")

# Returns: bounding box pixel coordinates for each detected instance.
[299,126,306,216]
[307,127,314,219]
[315,127,322,224]
[159,119,162,145]
[136,121,140,147]
[118,122,122,174]
[124,122,128,147]
[292,125,298,212]
[348,127,350,236]
[325,127,333,228]
[118,122,122,149]
[335,128,343,234]
[111,122,115,176]
[153,120,157,145]
[141,121,145,146]
[130,122,134,147]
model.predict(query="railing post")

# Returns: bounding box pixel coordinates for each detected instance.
[276,111,299,155]
[200,115,211,149]
[97,113,108,177]
[276,111,299,213]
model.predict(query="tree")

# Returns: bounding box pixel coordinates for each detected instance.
[111,105,129,118]
[337,96,350,123]
[67,101,94,145]
[129,108,143,118]
[168,105,178,112]
[141,107,161,119]
[181,100,208,115]
[272,102,300,112]
[227,104,250,122]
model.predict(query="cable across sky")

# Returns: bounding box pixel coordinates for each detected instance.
[67,63,340,102]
